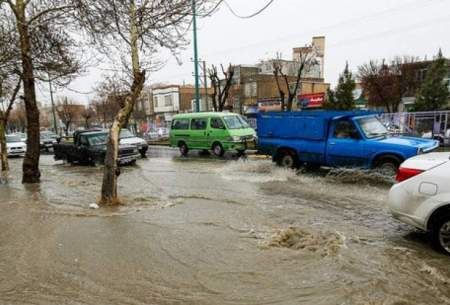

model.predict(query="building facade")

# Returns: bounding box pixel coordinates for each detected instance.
[149,85,211,128]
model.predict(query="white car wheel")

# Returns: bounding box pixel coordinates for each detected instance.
[438,219,450,254]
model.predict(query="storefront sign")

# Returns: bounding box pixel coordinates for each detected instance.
[257,99,282,112]
[298,93,325,108]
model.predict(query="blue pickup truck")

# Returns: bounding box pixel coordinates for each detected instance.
[257,111,439,175]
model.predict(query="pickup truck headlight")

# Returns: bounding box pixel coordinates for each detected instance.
[231,136,241,142]
[133,148,138,153]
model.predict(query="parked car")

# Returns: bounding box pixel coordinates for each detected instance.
[257,111,439,175]
[120,129,148,157]
[170,112,257,156]
[422,129,450,146]
[13,132,27,142]
[40,132,57,151]
[388,152,450,254]
[53,130,139,165]
[4,134,26,157]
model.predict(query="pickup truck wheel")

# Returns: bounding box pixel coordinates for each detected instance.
[374,156,401,177]
[139,149,147,158]
[212,142,225,157]
[276,150,299,169]
[432,213,450,255]
[179,142,189,156]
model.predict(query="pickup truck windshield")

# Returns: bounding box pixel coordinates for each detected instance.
[223,115,250,129]
[357,117,388,139]
[87,133,108,145]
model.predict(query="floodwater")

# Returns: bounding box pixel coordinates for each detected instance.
[1,147,449,305]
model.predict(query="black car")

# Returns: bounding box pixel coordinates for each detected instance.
[53,130,139,165]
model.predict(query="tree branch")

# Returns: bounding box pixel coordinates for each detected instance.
[5,77,21,118]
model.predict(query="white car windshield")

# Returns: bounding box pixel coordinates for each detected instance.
[120,129,134,138]
[223,115,250,129]
[6,135,21,143]
[357,116,388,138]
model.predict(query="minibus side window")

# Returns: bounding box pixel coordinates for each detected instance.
[210,118,225,129]
[191,118,208,130]
[172,119,190,130]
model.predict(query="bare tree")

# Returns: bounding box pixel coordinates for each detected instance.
[8,101,27,132]
[273,50,317,111]
[358,58,419,113]
[3,1,84,183]
[208,64,235,112]
[93,74,129,127]
[0,77,21,176]
[0,14,21,177]
[81,106,95,129]
[56,97,82,135]
[76,0,212,205]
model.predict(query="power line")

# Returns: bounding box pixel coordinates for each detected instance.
[223,0,275,19]
[196,0,224,17]
[201,0,446,57]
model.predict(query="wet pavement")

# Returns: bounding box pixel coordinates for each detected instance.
[1,146,449,305]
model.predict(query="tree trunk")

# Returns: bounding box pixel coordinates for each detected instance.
[100,0,144,205]
[16,0,41,183]
[100,71,145,205]
[0,119,9,175]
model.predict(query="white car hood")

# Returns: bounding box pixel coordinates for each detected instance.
[120,137,146,145]
[401,152,450,171]
[7,142,26,149]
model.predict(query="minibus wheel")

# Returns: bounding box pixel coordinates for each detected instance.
[179,142,189,156]
[212,142,225,157]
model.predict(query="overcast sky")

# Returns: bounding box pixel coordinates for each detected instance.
[38,0,450,105]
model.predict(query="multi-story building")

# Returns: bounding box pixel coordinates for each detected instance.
[149,85,211,128]
[226,37,329,114]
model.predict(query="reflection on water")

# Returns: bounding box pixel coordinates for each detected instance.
[0,151,449,305]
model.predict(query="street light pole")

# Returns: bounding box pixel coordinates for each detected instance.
[192,0,201,112]
[202,60,208,111]
[48,73,58,134]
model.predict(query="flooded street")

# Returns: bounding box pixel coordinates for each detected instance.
[1,147,449,305]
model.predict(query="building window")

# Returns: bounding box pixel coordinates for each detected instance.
[153,96,159,107]
[164,95,173,107]
[244,82,257,97]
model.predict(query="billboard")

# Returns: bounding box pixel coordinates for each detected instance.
[298,93,325,108]
[257,98,282,112]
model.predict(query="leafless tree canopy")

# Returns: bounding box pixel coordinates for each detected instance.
[273,50,317,111]
[208,64,234,112]
[56,97,82,135]
[76,0,213,76]
[2,1,85,85]
[358,56,419,113]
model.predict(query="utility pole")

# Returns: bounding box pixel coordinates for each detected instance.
[192,0,201,112]
[202,60,208,111]
[47,72,58,134]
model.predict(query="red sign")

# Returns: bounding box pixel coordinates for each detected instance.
[298,93,325,108]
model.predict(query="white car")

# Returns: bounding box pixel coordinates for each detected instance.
[388,152,450,254]
[119,129,148,157]
[5,135,27,157]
